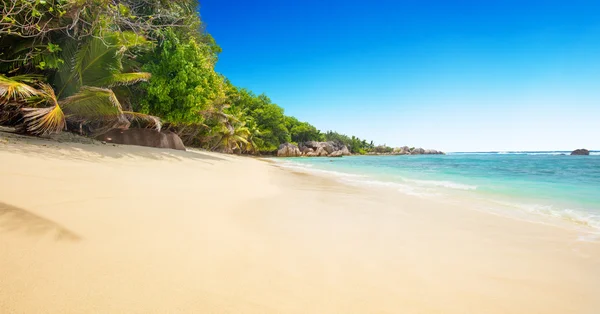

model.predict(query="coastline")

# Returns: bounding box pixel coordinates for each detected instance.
[1,132,599,313]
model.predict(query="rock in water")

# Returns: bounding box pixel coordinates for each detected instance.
[570,149,590,155]
[277,143,302,157]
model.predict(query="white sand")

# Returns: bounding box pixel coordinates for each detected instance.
[1,131,599,313]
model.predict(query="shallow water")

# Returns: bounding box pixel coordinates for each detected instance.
[276,151,600,234]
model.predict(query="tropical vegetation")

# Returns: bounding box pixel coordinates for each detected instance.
[0,0,380,154]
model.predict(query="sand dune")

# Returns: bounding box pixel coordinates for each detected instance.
[1,131,599,313]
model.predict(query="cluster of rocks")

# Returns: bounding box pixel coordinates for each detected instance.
[394,146,443,155]
[366,146,444,155]
[277,141,351,157]
[277,142,444,157]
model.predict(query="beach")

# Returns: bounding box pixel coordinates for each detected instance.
[1,132,599,314]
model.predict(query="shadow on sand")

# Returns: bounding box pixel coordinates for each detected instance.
[0,130,226,164]
[0,201,81,242]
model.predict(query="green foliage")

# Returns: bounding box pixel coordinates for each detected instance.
[285,116,323,143]
[0,28,154,135]
[323,131,373,154]
[229,88,290,153]
[134,30,223,126]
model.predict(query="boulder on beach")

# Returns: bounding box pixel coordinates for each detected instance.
[315,146,329,156]
[277,143,302,157]
[300,146,314,154]
[97,128,185,150]
[329,150,343,157]
[339,145,351,156]
[570,149,590,156]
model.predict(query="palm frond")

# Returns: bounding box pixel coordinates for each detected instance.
[20,83,65,135]
[60,86,123,116]
[90,72,152,88]
[22,105,66,135]
[0,75,42,104]
[59,86,130,129]
[233,135,249,144]
[25,83,59,107]
[57,33,146,97]
[123,111,162,131]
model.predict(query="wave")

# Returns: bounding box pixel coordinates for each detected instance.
[274,159,475,196]
[489,200,600,235]
[343,178,439,197]
[274,160,365,179]
[404,178,477,190]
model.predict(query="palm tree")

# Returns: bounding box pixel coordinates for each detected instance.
[210,121,250,154]
[0,31,158,135]
[241,116,262,154]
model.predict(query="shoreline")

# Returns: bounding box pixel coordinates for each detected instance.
[273,155,600,239]
[1,132,599,313]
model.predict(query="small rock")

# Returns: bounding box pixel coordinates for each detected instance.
[570,149,590,156]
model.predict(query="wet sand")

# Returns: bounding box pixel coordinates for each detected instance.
[1,131,599,313]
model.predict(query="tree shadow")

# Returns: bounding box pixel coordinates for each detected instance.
[0,201,81,242]
[0,130,227,164]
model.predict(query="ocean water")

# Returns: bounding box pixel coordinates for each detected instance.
[275,151,600,237]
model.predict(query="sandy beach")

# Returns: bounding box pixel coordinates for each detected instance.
[1,131,599,314]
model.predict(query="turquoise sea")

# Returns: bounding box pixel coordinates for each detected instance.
[276,151,600,237]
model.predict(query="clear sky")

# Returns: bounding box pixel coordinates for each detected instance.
[200,0,600,152]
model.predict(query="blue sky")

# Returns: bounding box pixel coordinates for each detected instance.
[201,0,600,151]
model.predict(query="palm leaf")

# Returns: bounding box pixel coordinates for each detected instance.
[22,106,66,135]
[57,32,148,97]
[90,72,152,88]
[21,83,65,135]
[60,87,130,129]
[123,111,162,131]
[60,86,123,116]
[0,75,42,104]
[233,134,249,144]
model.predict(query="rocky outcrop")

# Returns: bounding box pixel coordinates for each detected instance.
[339,145,351,156]
[329,150,344,157]
[275,141,443,157]
[97,128,185,150]
[314,146,328,156]
[412,147,425,154]
[277,141,351,157]
[368,147,444,156]
[571,149,590,155]
[277,143,302,157]
[300,141,350,157]
[299,146,314,154]
[393,146,411,155]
